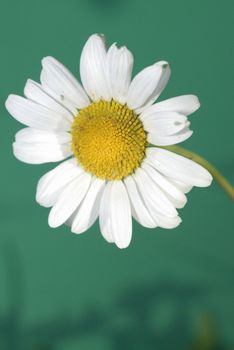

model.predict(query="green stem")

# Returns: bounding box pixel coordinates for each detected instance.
[161,145,234,201]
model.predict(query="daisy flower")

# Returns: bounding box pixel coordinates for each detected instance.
[5,34,212,248]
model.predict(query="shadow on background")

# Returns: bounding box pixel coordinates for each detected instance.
[0,244,228,350]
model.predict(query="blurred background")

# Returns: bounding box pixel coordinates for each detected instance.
[0,0,233,349]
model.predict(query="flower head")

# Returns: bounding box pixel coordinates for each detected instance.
[5,34,212,248]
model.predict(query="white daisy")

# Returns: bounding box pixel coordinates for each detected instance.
[5,34,212,249]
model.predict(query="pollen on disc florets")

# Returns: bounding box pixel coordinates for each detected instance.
[71,100,147,180]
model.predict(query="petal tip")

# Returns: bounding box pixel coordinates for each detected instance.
[115,241,131,249]
[204,172,213,187]
[48,214,59,229]
[155,60,170,69]
[5,94,14,109]
[193,95,201,111]
[41,56,56,68]
[87,33,106,44]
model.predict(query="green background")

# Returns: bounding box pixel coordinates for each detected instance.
[0,0,233,349]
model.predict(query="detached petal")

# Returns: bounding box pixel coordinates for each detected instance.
[80,34,111,102]
[127,61,170,112]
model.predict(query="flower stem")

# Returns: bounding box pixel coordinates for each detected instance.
[161,145,234,201]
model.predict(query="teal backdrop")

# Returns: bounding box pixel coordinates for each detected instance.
[0,0,233,349]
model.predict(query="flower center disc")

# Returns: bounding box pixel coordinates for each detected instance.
[71,100,147,180]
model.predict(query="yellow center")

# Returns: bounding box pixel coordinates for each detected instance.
[71,100,147,180]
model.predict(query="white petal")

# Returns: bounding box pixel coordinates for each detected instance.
[141,95,200,116]
[168,178,193,193]
[24,79,74,122]
[124,175,156,228]
[141,161,187,209]
[127,61,170,111]
[148,127,193,146]
[13,141,72,164]
[110,181,132,249]
[71,178,105,234]
[152,213,182,229]
[65,210,77,228]
[141,111,189,135]
[106,43,133,104]
[134,169,180,229]
[15,128,71,144]
[99,183,115,243]
[36,158,83,208]
[146,147,213,187]
[134,168,178,217]
[6,95,71,131]
[48,172,92,228]
[80,34,111,101]
[41,56,90,113]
